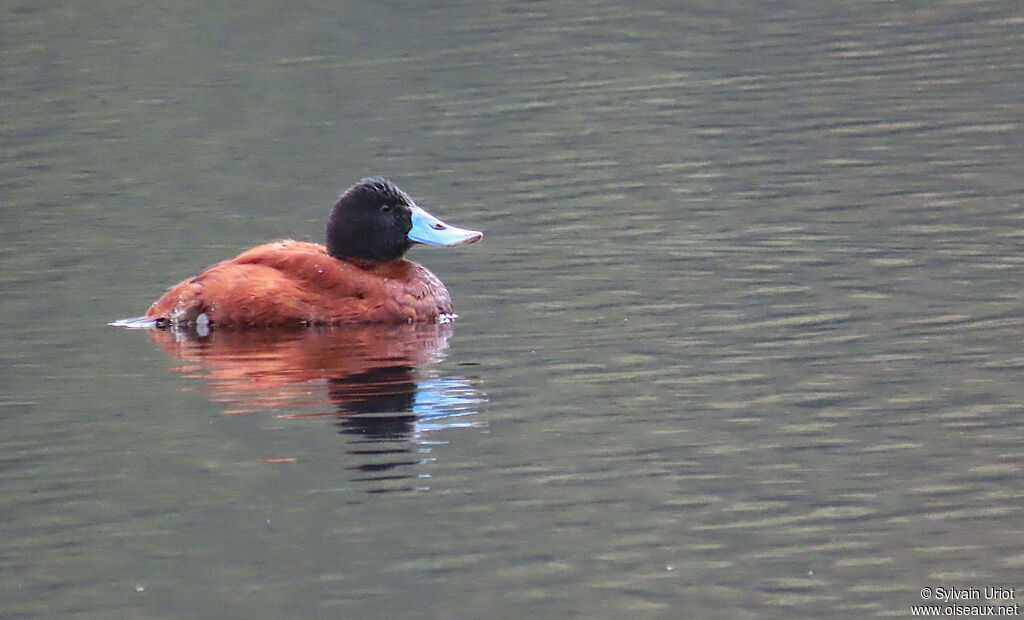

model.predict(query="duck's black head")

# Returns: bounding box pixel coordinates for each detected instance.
[326,177,482,261]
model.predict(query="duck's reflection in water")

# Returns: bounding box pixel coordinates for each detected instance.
[146,323,484,492]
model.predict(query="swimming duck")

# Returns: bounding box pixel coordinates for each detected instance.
[141,178,481,327]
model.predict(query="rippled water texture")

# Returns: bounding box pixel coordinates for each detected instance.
[3,1,1023,618]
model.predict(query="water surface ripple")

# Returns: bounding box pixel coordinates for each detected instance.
[2,1,1023,618]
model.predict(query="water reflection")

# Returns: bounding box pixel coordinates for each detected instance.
[143,323,484,491]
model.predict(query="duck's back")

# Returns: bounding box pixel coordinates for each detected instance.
[145,240,454,326]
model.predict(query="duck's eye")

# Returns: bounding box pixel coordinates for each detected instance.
[380,204,392,213]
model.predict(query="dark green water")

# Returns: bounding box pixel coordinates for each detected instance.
[3,1,1023,617]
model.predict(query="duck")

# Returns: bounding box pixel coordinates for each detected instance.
[140,178,482,327]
